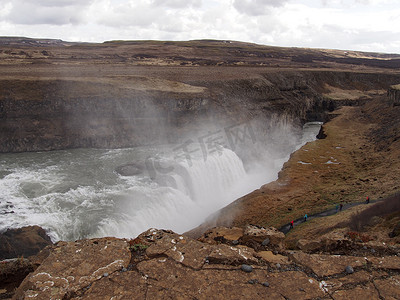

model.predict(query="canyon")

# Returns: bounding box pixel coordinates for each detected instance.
[1,38,400,153]
[1,38,400,299]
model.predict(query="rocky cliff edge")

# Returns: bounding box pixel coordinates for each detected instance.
[7,226,400,300]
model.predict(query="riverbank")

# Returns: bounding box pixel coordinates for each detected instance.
[187,95,400,243]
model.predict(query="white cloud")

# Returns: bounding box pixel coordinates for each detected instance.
[233,0,288,16]
[5,0,94,25]
[0,1,12,18]
[0,0,399,53]
[152,0,202,9]
[95,2,161,27]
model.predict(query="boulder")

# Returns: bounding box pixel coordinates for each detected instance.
[296,239,324,252]
[240,264,253,273]
[316,125,327,139]
[13,237,131,299]
[296,232,354,253]
[0,226,53,260]
[0,258,34,299]
[345,265,354,274]
[140,228,259,269]
[115,162,144,176]
[145,229,209,269]
[207,244,258,266]
[241,225,284,248]
[198,227,244,245]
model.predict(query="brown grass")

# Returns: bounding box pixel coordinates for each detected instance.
[347,193,400,231]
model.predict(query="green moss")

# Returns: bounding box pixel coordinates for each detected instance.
[130,244,149,252]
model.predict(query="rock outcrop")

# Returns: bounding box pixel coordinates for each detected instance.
[388,84,400,106]
[12,228,400,299]
[0,226,52,260]
[0,258,35,299]
[13,237,130,300]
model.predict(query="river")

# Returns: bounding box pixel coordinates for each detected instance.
[0,122,322,241]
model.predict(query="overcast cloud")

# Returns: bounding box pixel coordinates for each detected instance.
[0,0,399,53]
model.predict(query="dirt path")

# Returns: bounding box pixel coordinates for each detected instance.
[279,199,377,234]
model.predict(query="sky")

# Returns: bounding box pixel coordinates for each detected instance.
[0,0,399,54]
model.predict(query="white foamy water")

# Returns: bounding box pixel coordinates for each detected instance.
[0,123,321,241]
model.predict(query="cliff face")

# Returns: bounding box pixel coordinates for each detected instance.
[0,78,209,152]
[1,69,399,152]
[388,84,400,106]
[1,39,400,153]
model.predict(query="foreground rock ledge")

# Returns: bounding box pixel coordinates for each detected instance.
[13,228,400,300]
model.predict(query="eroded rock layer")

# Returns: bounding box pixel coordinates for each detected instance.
[1,39,400,152]
[12,228,400,300]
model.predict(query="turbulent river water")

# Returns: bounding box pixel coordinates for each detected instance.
[0,122,322,241]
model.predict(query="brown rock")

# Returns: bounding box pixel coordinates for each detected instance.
[207,244,258,265]
[145,230,184,257]
[331,282,380,300]
[73,271,147,300]
[373,275,400,299]
[145,229,258,268]
[0,226,53,260]
[13,238,130,300]
[296,232,354,253]
[368,256,400,270]
[17,229,391,299]
[296,239,324,252]
[242,225,284,248]
[264,271,325,300]
[136,259,325,300]
[166,239,210,269]
[144,229,209,269]
[137,259,284,299]
[256,251,290,265]
[0,258,34,299]
[288,251,366,277]
[322,270,373,292]
[136,228,174,245]
[198,227,244,244]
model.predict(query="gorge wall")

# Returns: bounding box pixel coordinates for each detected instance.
[1,38,400,153]
[1,69,400,153]
[388,84,400,106]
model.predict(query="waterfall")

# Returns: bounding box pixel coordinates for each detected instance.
[0,122,321,241]
[176,148,246,203]
[94,147,247,238]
